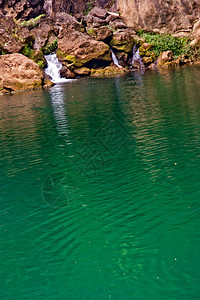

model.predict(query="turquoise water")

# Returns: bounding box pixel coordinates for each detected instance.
[0,66,200,299]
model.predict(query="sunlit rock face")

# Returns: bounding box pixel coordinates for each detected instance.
[117,0,200,32]
[0,53,44,94]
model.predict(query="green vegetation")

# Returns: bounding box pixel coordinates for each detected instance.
[42,39,58,55]
[37,60,45,69]
[84,0,95,15]
[21,45,33,57]
[18,14,45,29]
[138,31,192,58]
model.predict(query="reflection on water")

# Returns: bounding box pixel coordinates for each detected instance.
[0,66,200,299]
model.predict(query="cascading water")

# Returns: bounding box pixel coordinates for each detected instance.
[45,54,72,84]
[110,49,122,68]
[131,45,145,71]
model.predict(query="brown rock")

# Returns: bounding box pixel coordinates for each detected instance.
[0,14,36,55]
[31,17,57,50]
[87,7,108,19]
[190,19,200,46]
[91,65,127,76]
[110,29,136,53]
[117,0,200,33]
[57,27,111,67]
[74,67,91,75]
[142,56,153,64]
[157,50,173,66]
[0,53,44,94]
[44,0,86,17]
[59,66,76,78]
[0,14,22,53]
[87,26,113,41]
[0,0,45,20]
[109,19,127,30]
[55,12,81,30]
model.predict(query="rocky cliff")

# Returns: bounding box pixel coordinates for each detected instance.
[117,0,200,33]
[1,0,200,33]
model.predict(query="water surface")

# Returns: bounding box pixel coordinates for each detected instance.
[0,66,200,299]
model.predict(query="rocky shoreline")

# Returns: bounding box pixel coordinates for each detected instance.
[1,5,200,95]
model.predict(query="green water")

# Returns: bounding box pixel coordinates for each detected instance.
[0,66,200,299]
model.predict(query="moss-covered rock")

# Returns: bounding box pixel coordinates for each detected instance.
[90,65,127,76]
[30,50,47,69]
[0,53,44,94]
[42,39,57,55]
[57,27,111,67]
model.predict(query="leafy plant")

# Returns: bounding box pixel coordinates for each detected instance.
[138,31,191,57]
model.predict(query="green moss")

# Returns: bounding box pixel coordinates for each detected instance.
[87,28,95,36]
[20,45,33,57]
[18,14,45,29]
[110,38,134,53]
[37,61,45,69]
[42,39,57,55]
[30,50,46,69]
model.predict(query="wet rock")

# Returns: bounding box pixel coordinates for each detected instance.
[57,26,111,67]
[157,50,174,66]
[0,53,44,94]
[91,65,127,76]
[74,67,91,75]
[110,29,136,53]
[142,56,153,65]
[30,50,47,69]
[59,66,76,78]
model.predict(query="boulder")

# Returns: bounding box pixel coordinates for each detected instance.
[74,67,91,75]
[55,12,81,30]
[59,66,76,78]
[87,7,108,19]
[157,50,173,66]
[91,65,127,76]
[57,27,111,67]
[0,53,44,94]
[109,19,127,30]
[87,26,113,41]
[110,29,136,53]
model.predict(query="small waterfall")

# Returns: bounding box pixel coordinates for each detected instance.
[111,49,122,68]
[45,54,71,84]
[131,45,145,71]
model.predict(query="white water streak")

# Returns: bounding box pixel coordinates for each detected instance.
[111,50,122,68]
[45,54,72,84]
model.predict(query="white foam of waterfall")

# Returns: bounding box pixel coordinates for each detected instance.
[111,49,122,68]
[132,45,145,70]
[45,54,72,84]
